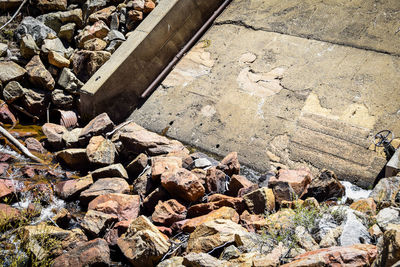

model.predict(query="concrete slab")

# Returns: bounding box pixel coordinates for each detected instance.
[129,0,400,188]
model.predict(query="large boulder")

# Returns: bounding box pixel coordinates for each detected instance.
[88,193,140,221]
[80,178,130,204]
[268,168,313,198]
[373,224,400,267]
[370,176,400,208]
[301,169,345,202]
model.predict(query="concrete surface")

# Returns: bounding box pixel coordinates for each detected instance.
[129,0,400,188]
[79,0,226,122]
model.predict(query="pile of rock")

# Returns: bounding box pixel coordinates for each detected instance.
[0,0,157,125]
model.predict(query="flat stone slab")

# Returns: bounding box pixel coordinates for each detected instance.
[129,0,400,188]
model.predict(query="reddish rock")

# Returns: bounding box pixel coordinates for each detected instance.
[76,20,110,48]
[132,169,155,197]
[0,178,13,201]
[0,101,16,125]
[171,219,188,232]
[191,169,207,186]
[37,0,67,12]
[217,152,240,177]
[0,203,20,226]
[142,186,169,214]
[302,169,345,202]
[55,175,94,200]
[227,175,255,196]
[281,244,377,267]
[88,193,140,221]
[91,163,128,180]
[25,55,55,91]
[187,194,245,218]
[25,137,46,154]
[0,153,11,162]
[238,184,259,197]
[271,181,297,205]
[52,238,111,267]
[161,168,205,202]
[0,163,9,177]
[56,148,89,170]
[157,226,173,236]
[268,168,313,197]
[151,156,182,180]
[350,198,377,215]
[42,123,67,149]
[205,167,227,194]
[182,206,239,232]
[143,0,155,13]
[88,6,116,23]
[86,135,116,167]
[80,178,130,204]
[243,187,275,214]
[21,166,36,178]
[126,153,148,178]
[79,113,114,146]
[152,199,187,226]
[240,210,268,232]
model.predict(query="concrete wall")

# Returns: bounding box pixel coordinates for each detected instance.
[79,0,226,123]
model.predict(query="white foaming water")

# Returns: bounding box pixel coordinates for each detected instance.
[0,144,28,162]
[340,181,371,203]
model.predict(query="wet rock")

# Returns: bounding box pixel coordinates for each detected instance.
[3,80,25,103]
[71,50,111,82]
[62,128,82,148]
[0,204,20,227]
[243,187,275,214]
[187,194,245,218]
[227,174,255,197]
[22,87,49,116]
[161,168,205,202]
[48,51,70,68]
[58,23,76,43]
[186,218,249,253]
[183,206,239,233]
[81,38,107,51]
[340,208,371,246]
[91,163,128,180]
[217,152,240,177]
[117,216,170,267]
[88,193,140,221]
[143,186,169,214]
[282,244,377,267]
[269,168,313,197]
[151,156,182,180]
[15,16,57,46]
[88,6,116,23]
[350,198,377,215]
[0,61,26,83]
[51,89,74,109]
[78,112,114,145]
[57,67,84,94]
[52,238,111,267]
[37,9,83,32]
[305,170,345,202]
[20,34,40,59]
[205,167,227,194]
[183,253,227,267]
[56,148,89,170]
[80,177,130,204]
[25,137,46,154]
[0,179,13,201]
[152,199,187,226]
[370,176,400,207]
[37,0,67,12]
[42,122,67,149]
[81,209,118,236]
[86,135,116,167]
[25,55,55,90]
[376,207,400,231]
[126,153,148,178]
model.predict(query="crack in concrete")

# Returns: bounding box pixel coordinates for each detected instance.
[214,20,400,57]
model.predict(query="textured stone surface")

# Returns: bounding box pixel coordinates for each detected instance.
[0,61,26,83]
[88,193,140,221]
[80,178,130,204]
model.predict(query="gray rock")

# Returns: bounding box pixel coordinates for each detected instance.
[80,210,117,237]
[62,128,81,148]
[370,176,400,207]
[15,17,57,46]
[105,39,123,53]
[3,81,25,103]
[58,23,76,43]
[58,68,84,94]
[80,178,130,204]
[339,209,371,246]
[51,89,74,109]
[20,34,40,59]
[0,61,26,83]
[376,207,400,232]
[295,225,319,251]
[91,163,128,180]
[220,245,241,261]
[193,158,212,169]
[41,37,67,56]
[37,9,83,32]
[107,30,125,42]
[85,0,107,14]
[156,257,184,267]
[0,43,8,57]
[110,13,119,30]
[183,253,227,267]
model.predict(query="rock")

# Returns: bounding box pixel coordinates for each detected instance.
[20,34,40,59]
[25,137,46,154]
[25,55,55,90]
[373,224,400,267]
[0,43,7,57]
[71,50,111,82]
[55,175,93,200]
[81,209,118,236]
[42,122,67,149]
[239,210,268,232]
[0,61,26,83]
[52,238,111,267]
[61,128,81,148]
[205,167,227,194]
[107,29,126,42]
[183,253,227,267]
[76,20,110,48]
[220,245,241,261]
[0,101,16,125]
[86,0,107,14]
[243,187,275,214]
[143,186,169,214]
[51,208,71,228]
[376,207,400,231]
[143,0,155,13]
[132,168,155,197]
[126,10,143,30]
[269,168,313,197]
[88,193,140,221]
[51,89,74,109]
[340,208,371,246]
[88,6,116,23]
[86,135,116,167]
[57,67,84,94]
[282,244,377,267]
[303,169,345,202]
[22,88,49,116]
[91,163,128,180]
[350,198,377,215]
[41,37,67,56]
[319,226,342,248]
[80,178,130,204]
[151,156,182,180]
[295,225,319,251]
[271,181,297,205]
[370,176,400,207]
[117,216,170,267]
[0,203,20,227]
[79,112,114,145]
[113,122,189,156]
[152,199,186,226]
[186,218,249,253]
[187,194,245,218]
[56,148,89,170]
[37,0,67,12]
[3,80,25,103]
[267,208,296,229]
[110,12,119,30]
[157,257,184,267]
[15,16,56,46]
[81,38,107,51]
[37,9,83,32]
[0,179,13,201]
[48,51,70,68]
[58,23,76,43]
[105,39,123,53]
[126,153,148,178]
[227,174,255,197]
[217,152,240,177]
[183,206,239,233]
[161,168,205,202]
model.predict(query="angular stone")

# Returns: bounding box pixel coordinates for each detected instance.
[152,199,186,226]
[20,34,40,59]
[0,43,7,57]
[132,168,154,197]
[25,137,46,154]
[55,175,93,200]
[41,37,67,56]
[37,9,83,32]
[340,209,371,246]
[77,20,110,48]
[51,89,74,109]
[117,216,170,267]
[319,226,343,248]
[143,186,169,214]
[126,153,148,178]
[350,198,377,215]
[183,206,239,233]
[0,61,26,83]
[240,210,268,232]
[81,209,118,236]
[107,30,125,42]
[81,38,107,51]
[376,208,400,232]
[370,176,400,208]
[0,179,13,201]
[143,0,155,13]
[79,112,114,145]
[48,51,70,68]
[88,193,140,221]
[22,88,49,117]
[42,122,67,149]
[57,67,84,94]
[187,194,245,218]
[271,181,297,205]
[37,0,67,12]
[15,16,56,46]
[25,55,55,90]
[217,152,240,177]
[295,225,319,251]
[3,81,25,104]
[91,163,128,180]
[71,50,111,82]
[0,203,20,227]
[61,128,81,148]
[52,238,111,267]
[86,135,116,167]
[183,253,227,267]
[269,168,313,197]
[80,178,130,204]
[205,167,227,194]
[302,169,345,202]
[161,168,205,202]
[157,257,184,267]
[58,23,75,43]
[243,187,275,214]
[88,6,116,24]
[227,174,255,197]
[151,156,182,180]
[0,101,16,126]
[56,148,89,170]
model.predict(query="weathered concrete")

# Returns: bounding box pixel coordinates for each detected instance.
[79,0,226,122]
[128,0,400,188]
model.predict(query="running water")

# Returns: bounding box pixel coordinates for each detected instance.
[339,181,371,203]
